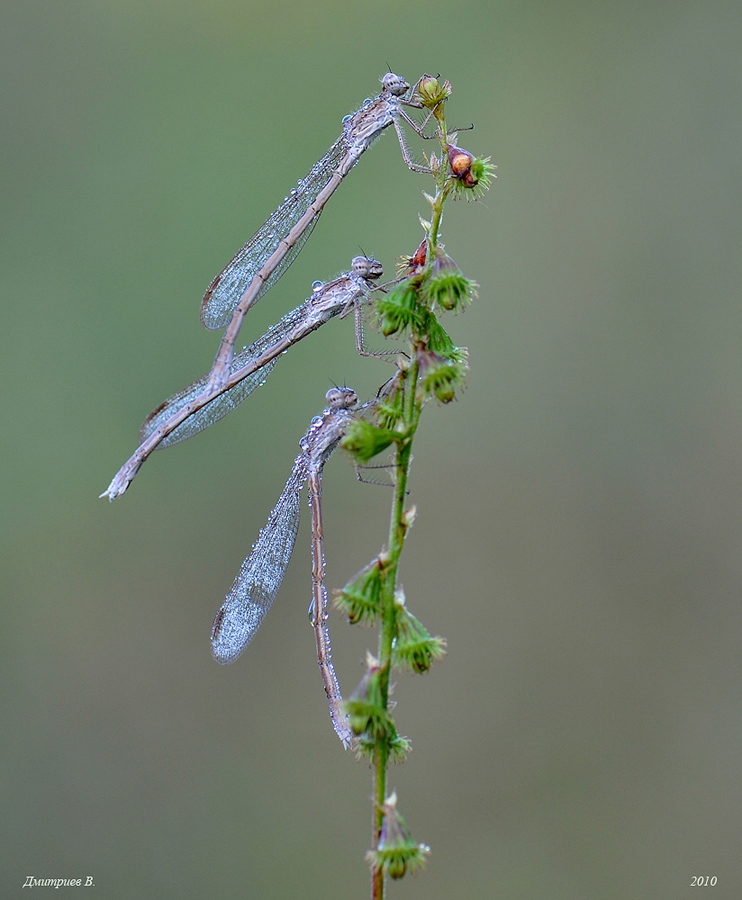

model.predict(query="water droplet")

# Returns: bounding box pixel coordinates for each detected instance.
[342,114,351,124]
[312,280,324,292]
[290,188,298,197]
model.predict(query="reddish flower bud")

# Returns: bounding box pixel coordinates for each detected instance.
[447,144,478,187]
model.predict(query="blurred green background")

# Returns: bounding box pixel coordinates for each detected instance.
[3,1,742,897]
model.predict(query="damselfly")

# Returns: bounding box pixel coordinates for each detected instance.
[211,387,362,747]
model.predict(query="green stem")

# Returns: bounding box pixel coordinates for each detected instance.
[428,175,453,254]
[371,360,420,899]
[367,84,477,896]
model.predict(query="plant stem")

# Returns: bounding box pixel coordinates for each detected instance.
[371,360,420,899]
[361,79,493,896]
[368,134,448,895]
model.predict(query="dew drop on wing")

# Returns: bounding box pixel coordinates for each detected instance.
[212,601,266,664]
[312,280,324,292]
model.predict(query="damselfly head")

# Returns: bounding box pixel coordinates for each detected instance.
[381,72,410,97]
[326,387,358,410]
[351,256,383,280]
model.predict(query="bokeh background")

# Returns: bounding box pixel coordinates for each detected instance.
[3,1,742,897]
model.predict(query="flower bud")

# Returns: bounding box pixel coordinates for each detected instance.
[365,793,430,880]
[447,143,478,187]
[424,250,475,312]
[335,559,383,625]
[418,348,469,404]
[415,75,452,109]
[401,504,417,530]
[346,659,396,739]
[396,239,427,281]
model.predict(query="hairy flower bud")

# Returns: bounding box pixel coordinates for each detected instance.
[418,348,469,404]
[424,250,476,312]
[365,793,430,880]
[415,75,452,109]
